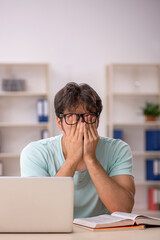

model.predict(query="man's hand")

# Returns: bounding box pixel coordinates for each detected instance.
[62,116,84,165]
[83,120,99,162]
[56,116,84,177]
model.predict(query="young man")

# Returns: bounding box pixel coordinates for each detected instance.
[20,82,135,218]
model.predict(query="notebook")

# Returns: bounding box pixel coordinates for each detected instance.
[0,177,74,232]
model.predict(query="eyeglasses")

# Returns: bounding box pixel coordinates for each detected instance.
[59,112,99,125]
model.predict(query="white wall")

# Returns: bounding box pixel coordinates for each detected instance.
[0,0,160,136]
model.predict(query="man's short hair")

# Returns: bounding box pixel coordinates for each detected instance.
[54,82,103,116]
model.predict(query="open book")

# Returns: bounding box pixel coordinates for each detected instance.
[73,212,160,230]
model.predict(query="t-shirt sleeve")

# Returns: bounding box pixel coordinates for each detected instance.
[108,140,133,177]
[20,142,50,177]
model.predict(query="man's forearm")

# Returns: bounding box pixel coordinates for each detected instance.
[85,157,134,213]
[56,159,78,177]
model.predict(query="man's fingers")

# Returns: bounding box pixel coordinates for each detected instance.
[84,122,98,141]
[84,122,89,139]
[90,122,98,137]
[79,122,84,138]
[76,120,84,140]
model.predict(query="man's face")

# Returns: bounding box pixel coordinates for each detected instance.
[56,105,99,133]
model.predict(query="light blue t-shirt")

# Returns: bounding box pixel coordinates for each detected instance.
[20,134,133,218]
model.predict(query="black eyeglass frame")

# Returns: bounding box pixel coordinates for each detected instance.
[58,112,99,125]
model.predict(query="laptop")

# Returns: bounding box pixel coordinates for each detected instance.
[0,177,74,232]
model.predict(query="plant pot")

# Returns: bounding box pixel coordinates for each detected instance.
[145,115,156,121]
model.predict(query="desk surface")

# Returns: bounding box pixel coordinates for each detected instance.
[0,225,160,240]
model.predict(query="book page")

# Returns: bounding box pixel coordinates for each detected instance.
[82,214,126,223]
[112,212,139,221]
[112,212,160,226]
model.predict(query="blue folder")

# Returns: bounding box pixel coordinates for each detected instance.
[145,130,160,151]
[146,159,160,180]
[37,99,49,122]
[113,130,123,140]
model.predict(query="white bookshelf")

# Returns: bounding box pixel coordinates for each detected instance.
[135,181,160,186]
[107,63,160,214]
[133,151,160,157]
[112,122,160,126]
[0,92,48,97]
[0,123,49,127]
[0,153,20,159]
[0,63,52,176]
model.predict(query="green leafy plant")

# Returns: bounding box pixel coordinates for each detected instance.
[142,102,160,117]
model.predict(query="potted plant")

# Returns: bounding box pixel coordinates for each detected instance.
[142,102,160,121]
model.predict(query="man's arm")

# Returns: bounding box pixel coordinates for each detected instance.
[83,122,135,213]
[84,158,135,213]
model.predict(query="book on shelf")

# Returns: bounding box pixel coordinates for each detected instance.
[113,129,123,140]
[146,159,160,180]
[43,99,49,122]
[37,99,49,122]
[148,188,160,211]
[73,211,160,231]
[145,130,160,151]
[41,129,49,139]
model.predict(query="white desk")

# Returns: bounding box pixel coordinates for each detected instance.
[0,225,159,240]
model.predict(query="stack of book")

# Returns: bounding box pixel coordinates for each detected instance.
[145,130,160,211]
[73,211,160,231]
